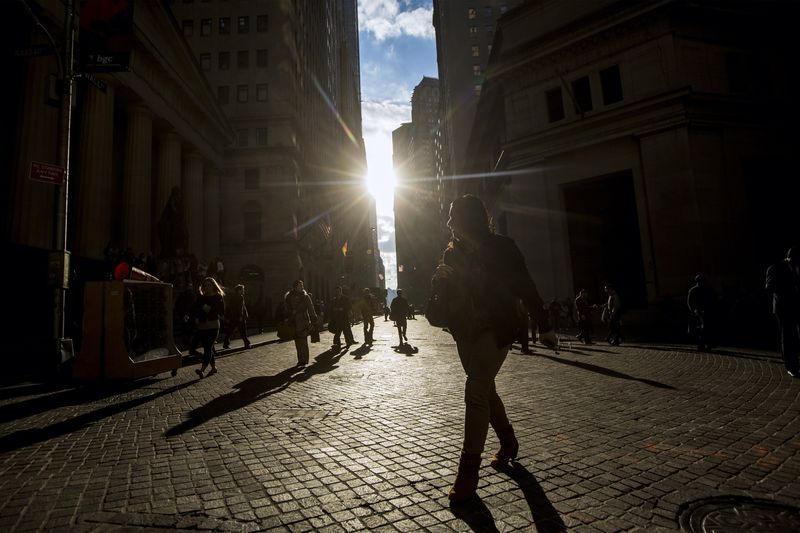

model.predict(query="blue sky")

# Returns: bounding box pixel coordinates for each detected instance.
[358,0,437,290]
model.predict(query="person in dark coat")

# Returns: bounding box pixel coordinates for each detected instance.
[687,275,720,352]
[766,246,800,378]
[390,289,411,346]
[222,284,251,349]
[432,194,557,503]
[284,280,318,366]
[356,288,376,345]
[330,286,356,347]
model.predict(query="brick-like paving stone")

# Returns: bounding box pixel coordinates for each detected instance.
[0,320,798,531]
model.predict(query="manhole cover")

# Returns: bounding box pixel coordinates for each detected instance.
[678,496,800,532]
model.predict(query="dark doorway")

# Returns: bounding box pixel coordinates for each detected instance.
[563,171,647,309]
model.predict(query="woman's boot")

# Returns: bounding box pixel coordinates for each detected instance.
[490,425,519,466]
[448,451,481,502]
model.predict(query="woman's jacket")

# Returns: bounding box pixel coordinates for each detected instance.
[285,290,318,336]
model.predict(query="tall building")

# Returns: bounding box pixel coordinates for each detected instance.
[462,0,798,338]
[432,0,524,201]
[393,78,447,307]
[170,0,374,308]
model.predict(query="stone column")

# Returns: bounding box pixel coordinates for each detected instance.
[203,169,220,262]
[182,152,204,259]
[74,83,115,259]
[11,56,60,248]
[154,131,182,223]
[121,105,153,254]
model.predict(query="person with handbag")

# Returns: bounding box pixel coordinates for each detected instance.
[284,280,318,366]
[432,194,557,503]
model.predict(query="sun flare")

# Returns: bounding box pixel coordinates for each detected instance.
[365,165,397,216]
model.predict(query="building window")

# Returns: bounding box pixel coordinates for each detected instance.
[468,8,477,19]
[488,44,493,54]
[256,83,268,101]
[256,128,268,146]
[257,14,269,32]
[237,50,249,69]
[485,25,493,35]
[500,5,508,14]
[472,65,481,77]
[237,129,248,147]
[238,16,249,34]
[546,87,564,122]
[256,49,268,68]
[219,17,230,34]
[484,6,493,17]
[243,211,261,240]
[218,51,229,70]
[199,53,210,71]
[237,85,248,103]
[469,26,478,37]
[571,76,593,113]
[471,45,479,57]
[200,18,212,36]
[600,64,623,105]
[218,86,229,105]
[182,20,193,36]
[474,84,482,96]
[244,168,259,189]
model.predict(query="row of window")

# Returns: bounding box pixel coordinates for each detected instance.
[200,49,268,71]
[546,65,623,123]
[218,83,269,104]
[469,25,494,37]
[235,128,269,148]
[471,44,491,58]
[467,6,508,19]
[182,15,268,37]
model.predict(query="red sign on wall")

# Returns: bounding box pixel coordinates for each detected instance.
[29,161,65,185]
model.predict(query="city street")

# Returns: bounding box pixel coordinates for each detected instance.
[0,319,798,532]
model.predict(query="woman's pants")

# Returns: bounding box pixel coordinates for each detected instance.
[294,335,309,365]
[456,330,510,454]
[197,329,218,367]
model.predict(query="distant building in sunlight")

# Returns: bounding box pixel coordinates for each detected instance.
[461,0,798,340]
[171,0,376,307]
[432,0,524,207]
[393,77,448,308]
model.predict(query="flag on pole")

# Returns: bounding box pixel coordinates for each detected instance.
[341,241,348,256]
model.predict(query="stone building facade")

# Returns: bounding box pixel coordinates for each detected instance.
[462,0,798,335]
[2,0,234,361]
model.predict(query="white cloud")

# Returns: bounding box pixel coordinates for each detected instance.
[359,0,434,41]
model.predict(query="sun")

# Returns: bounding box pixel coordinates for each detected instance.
[365,164,397,216]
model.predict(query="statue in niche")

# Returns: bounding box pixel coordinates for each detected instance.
[156,186,189,259]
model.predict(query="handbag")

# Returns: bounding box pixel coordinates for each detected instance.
[277,319,295,341]
[425,276,450,328]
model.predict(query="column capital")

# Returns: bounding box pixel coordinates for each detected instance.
[124,103,153,119]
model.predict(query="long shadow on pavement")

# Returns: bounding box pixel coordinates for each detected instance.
[495,463,567,532]
[449,497,500,532]
[165,347,347,436]
[0,379,196,454]
[625,344,782,363]
[0,378,173,424]
[539,354,676,390]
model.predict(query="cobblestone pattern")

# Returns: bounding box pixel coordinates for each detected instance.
[0,320,798,531]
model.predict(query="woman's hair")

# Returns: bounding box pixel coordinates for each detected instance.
[201,277,225,297]
[449,194,492,244]
[292,279,304,290]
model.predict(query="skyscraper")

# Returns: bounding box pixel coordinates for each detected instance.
[170,0,373,306]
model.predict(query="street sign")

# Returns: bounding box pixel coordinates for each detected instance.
[29,161,65,185]
[77,72,108,93]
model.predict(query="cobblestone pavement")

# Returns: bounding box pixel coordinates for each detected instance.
[0,319,798,532]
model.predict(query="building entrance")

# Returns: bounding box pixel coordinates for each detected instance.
[563,171,647,309]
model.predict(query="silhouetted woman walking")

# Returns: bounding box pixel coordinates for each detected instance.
[194,277,225,378]
[433,195,556,502]
[285,280,318,366]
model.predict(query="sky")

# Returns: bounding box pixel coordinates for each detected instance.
[358,0,438,291]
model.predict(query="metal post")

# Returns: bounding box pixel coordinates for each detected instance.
[53,0,76,364]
